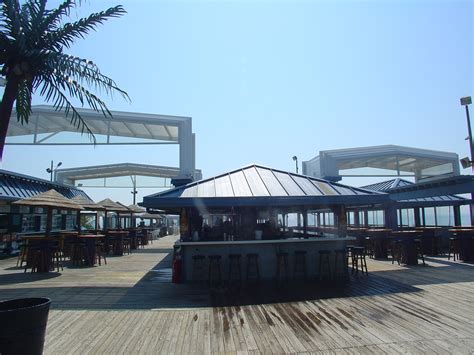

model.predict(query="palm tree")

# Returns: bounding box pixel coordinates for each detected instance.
[0,0,130,159]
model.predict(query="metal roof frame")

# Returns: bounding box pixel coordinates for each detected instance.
[6,105,197,180]
[302,145,460,182]
[55,163,202,186]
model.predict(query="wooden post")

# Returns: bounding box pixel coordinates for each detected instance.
[302,208,308,237]
[414,208,421,227]
[45,207,53,237]
[453,205,462,226]
[76,211,81,233]
[331,205,347,237]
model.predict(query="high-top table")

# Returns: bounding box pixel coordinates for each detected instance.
[448,229,474,262]
[76,234,106,266]
[19,236,56,272]
[366,229,392,259]
[391,230,423,265]
[106,230,129,256]
[414,227,443,255]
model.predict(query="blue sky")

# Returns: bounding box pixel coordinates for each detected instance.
[1,0,473,204]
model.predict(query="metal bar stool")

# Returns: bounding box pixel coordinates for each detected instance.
[318,250,332,280]
[293,250,307,280]
[246,253,260,282]
[276,252,289,284]
[228,254,242,284]
[191,255,206,282]
[208,255,222,286]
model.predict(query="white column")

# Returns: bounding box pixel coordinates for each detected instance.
[178,119,195,179]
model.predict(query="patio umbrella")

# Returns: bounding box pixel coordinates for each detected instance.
[127,204,146,213]
[96,198,130,229]
[12,189,83,236]
[71,195,105,231]
[125,204,146,227]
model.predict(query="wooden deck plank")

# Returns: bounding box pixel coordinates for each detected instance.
[233,306,259,352]
[146,311,173,353]
[136,311,165,353]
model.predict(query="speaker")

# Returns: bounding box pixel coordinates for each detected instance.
[460,157,472,169]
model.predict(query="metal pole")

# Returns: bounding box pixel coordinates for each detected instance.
[295,159,299,174]
[465,105,474,171]
[50,160,53,181]
[466,105,474,226]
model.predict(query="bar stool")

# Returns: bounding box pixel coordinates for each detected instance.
[24,245,41,273]
[228,254,242,283]
[391,240,402,265]
[191,255,206,282]
[72,241,89,267]
[364,237,375,259]
[293,250,307,280]
[276,252,289,284]
[51,242,64,272]
[208,255,222,286]
[123,237,131,255]
[318,250,332,280]
[16,242,28,268]
[448,237,460,261]
[346,245,355,270]
[413,238,425,265]
[246,253,260,281]
[351,246,368,275]
[95,240,108,266]
[334,249,347,278]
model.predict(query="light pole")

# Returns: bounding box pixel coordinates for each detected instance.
[460,96,474,171]
[130,175,138,205]
[460,96,474,226]
[131,189,138,205]
[292,155,298,174]
[46,161,62,182]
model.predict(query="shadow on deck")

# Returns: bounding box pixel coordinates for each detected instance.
[2,246,473,311]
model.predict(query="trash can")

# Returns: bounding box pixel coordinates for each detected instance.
[0,297,52,355]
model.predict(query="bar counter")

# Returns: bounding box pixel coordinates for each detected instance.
[175,236,355,282]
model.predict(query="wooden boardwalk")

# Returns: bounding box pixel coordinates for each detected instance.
[1,235,474,354]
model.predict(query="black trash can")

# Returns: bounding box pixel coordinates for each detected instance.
[0,297,52,355]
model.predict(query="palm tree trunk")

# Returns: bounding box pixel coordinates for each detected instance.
[0,76,20,160]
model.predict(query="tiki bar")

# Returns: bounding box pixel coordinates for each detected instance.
[142,164,389,283]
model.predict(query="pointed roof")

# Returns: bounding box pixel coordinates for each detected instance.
[142,164,388,211]
[361,178,414,192]
[139,212,165,219]
[127,204,146,213]
[71,195,105,210]
[12,189,83,210]
[0,169,90,202]
[96,198,130,212]
[361,178,468,206]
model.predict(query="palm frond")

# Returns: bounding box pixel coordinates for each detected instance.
[46,5,126,49]
[15,79,32,124]
[2,0,21,38]
[26,0,47,35]
[38,75,97,143]
[43,52,130,102]
[41,0,75,30]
